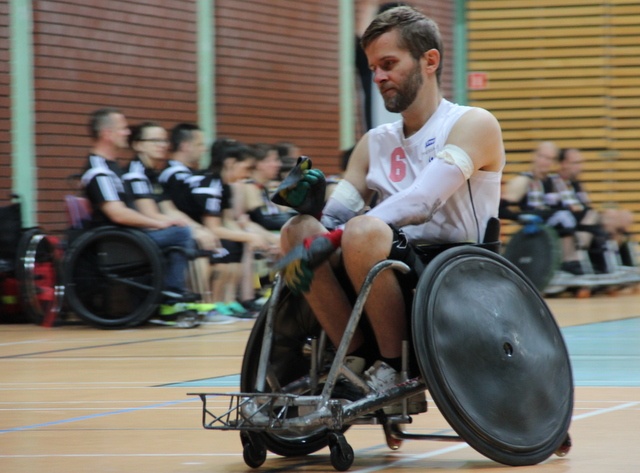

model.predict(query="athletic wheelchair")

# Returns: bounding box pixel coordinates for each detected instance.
[191,220,573,471]
[62,195,201,329]
[0,195,63,326]
[503,217,640,295]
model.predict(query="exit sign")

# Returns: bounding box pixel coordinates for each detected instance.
[468,72,488,90]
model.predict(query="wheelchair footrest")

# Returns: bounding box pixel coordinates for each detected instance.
[189,392,343,432]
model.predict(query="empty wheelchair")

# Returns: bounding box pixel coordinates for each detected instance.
[192,244,573,471]
[0,195,63,326]
[62,195,200,329]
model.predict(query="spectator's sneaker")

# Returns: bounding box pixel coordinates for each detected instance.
[240,299,264,313]
[149,302,202,328]
[186,302,217,314]
[150,304,202,329]
[226,301,258,320]
[226,300,247,314]
[202,310,237,325]
[363,361,427,415]
[211,303,235,316]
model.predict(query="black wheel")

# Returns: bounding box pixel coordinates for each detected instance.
[328,433,354,472]
[241,433,267,468]
[63,227,164,328]
[412,246,573,466]
[240,285,341,457]
[16,229,64,326]
[503,225,561,291]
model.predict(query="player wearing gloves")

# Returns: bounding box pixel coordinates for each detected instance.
[274,6,504,414]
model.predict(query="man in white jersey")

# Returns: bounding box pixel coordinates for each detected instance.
[278,6,505,413]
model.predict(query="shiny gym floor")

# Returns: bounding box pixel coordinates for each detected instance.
[2,291,640,472]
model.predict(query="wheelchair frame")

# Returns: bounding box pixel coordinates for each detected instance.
[0,196,64,326]
[61,194,211,329]
[191,246,573,471]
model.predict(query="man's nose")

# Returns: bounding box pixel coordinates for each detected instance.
[372,67,388,84]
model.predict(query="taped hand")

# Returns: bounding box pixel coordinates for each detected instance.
[272,157,326,216]
[275,230,343,294]
[280,168,325,208]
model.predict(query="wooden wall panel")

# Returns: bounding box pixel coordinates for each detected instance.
[467,0,640,237]
[31,0,199,233]
[214,0,340,173]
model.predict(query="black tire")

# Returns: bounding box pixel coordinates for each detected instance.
[329,433,354,472]
[412,246,573,466]
[241,435,267,469]
[503,225,561,291]
[63,227,165,328]
[16,229,64,325]
[240,286,339,457]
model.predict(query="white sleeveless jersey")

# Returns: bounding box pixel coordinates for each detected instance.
[365,99,502,244]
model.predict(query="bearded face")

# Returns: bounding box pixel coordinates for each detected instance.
[381,59,424,113]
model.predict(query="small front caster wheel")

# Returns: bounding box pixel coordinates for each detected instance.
[241,434,266,469]
[555,433,572,457]
[328,433,354,471]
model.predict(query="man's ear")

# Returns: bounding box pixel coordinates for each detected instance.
[423,48,440,74]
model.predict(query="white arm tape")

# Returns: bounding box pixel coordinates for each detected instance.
[438,144,474,179]
[366,150,469,227]
[320,179,365,229]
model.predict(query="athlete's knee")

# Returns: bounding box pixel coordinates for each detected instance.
[343,216,391,254]
[280,214,325,251]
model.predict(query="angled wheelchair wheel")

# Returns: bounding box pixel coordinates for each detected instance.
[503,225,561,292]
[412,246,573,466]
[63,227,165,329]
[241,285,347,457]
[16,228,64,326]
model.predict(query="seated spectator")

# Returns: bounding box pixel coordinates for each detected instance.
[127,122,231,322]
[555,148,633,244]
[500,141,599,274]
[550,147,633,271]
[193,144,272,316]
[80,108,199,328]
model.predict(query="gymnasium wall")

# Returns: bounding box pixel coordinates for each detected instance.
[1,0,453,234]
[466,0,640,237]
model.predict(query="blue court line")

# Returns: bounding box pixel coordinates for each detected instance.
[160,374,240,388]
[5,318,638,436]
[167,318,640,389]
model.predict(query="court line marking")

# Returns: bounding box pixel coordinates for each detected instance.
[0,328,250,359]
[1,398,638,469]
[351,400,640,472]
[0,398,198,435]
